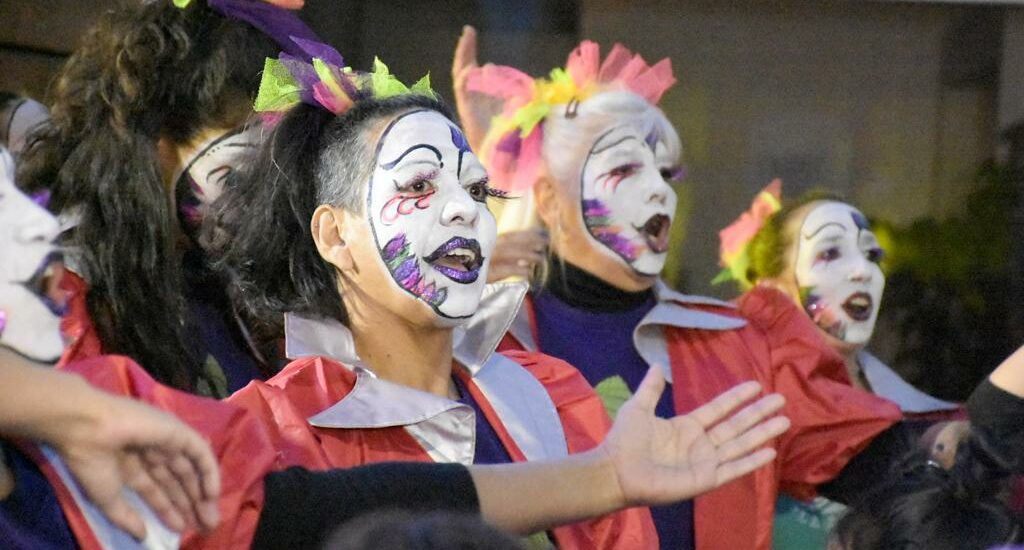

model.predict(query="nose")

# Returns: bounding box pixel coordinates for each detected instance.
[848,255,873,283]
[440,192,479,228]
[647,187,668,206]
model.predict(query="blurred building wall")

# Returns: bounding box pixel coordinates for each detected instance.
[582,0,1005,295]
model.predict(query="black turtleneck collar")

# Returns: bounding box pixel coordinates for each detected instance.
[541,256,655,312]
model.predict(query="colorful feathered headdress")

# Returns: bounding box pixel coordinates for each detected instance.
[465,41,676,194]
[253,38,435,120]
[713,179,783,289]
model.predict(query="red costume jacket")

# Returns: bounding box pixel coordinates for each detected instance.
[498,283,902,550]
[55,356,275,549]
[57,270,103,368]
[226,306,658,550]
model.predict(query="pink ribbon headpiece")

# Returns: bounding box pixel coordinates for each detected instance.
[713,179,784,289]
[465,41,676,194]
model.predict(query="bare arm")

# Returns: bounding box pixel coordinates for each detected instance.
[470,368,788,534]
[0,349,220,537]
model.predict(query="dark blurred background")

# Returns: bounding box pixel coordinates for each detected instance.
[2,0,1022,399]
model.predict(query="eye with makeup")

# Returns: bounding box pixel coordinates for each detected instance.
[464,177,508,203]
[865,246,886,264]
[815,246,841,264]
[394,169,439,196]
[599,162,642,192]
[660,165,686,183]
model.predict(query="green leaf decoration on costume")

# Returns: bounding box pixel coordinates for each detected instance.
[312,58,346,100]
[253,58,302,113]
[711,266,738,286]
[410,74,433,95]
[595,375,633,419]
[173,0,193,8]
[370,58,435,99]
[522,531,555,548]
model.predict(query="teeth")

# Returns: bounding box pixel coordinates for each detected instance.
[445,248,476,262]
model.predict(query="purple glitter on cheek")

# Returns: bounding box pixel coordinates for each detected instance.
[0,309,6,334]
[581,198,642,262]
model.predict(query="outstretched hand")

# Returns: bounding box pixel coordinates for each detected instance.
[54,393,221,539]
[601,367,789,507]
[452,25,501,153]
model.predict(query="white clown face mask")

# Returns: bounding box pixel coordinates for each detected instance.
[794,202,886,346]
[0,149,66,363]
[367,110,498,322]
[174,124,264,240]
[579,123,681,276]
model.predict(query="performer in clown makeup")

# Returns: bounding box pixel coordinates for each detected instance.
[454,28,902,550]
[0,146,791,550]
[17,0,322,394]
[724,188,959,415]
[206,44,794,550]
[717,187,962,550]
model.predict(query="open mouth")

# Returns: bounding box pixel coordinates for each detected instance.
[632,214,672,254]
[21,251,68,316]
[423,237,484,284]
[842,292,873,322]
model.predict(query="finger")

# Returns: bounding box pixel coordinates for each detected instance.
[714,447,778,487]
[713,415,791,464]
[99,495,148,540]
[142,450,198,530]
[166,446,220,532]
[123,452,186,533]
[687,381,762,429]
[706,393,785,447]
[453,25,479,79]
[173,427,221,502]
[629,366,667,411]
[263,0,304,8]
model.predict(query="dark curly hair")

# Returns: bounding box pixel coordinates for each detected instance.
[830,446,1022,550]
[743,189,843,286]
[16,0,277,392]
[206,94,453,339]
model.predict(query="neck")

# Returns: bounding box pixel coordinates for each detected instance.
[838,346,870,391]
[544,256,655,312]
[346,304,456,399]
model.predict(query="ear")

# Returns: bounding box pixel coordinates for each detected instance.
[311,205,354,271]
[532,175,559,230]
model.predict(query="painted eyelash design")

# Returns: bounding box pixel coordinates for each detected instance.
[598,163,642,192]
[465,177,509,202]
[394,169,441,192]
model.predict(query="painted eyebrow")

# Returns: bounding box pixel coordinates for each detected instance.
[380,144,443,170]
[592,134,640,156]
[803,222,847,239]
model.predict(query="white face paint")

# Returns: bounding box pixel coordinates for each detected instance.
[174,124,263,239]
[579,123,681,276]
[794,202,885,346]
[367,110,498,321]
[0,149,66,362]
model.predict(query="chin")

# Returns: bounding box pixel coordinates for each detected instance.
[629,253,667,279]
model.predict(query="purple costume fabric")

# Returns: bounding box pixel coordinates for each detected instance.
[453,375,514,466]
[0,442,77,550]
[531,261,694,550]
[207,0,319,59]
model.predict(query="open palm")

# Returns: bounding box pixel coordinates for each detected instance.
[603,367,788,507]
